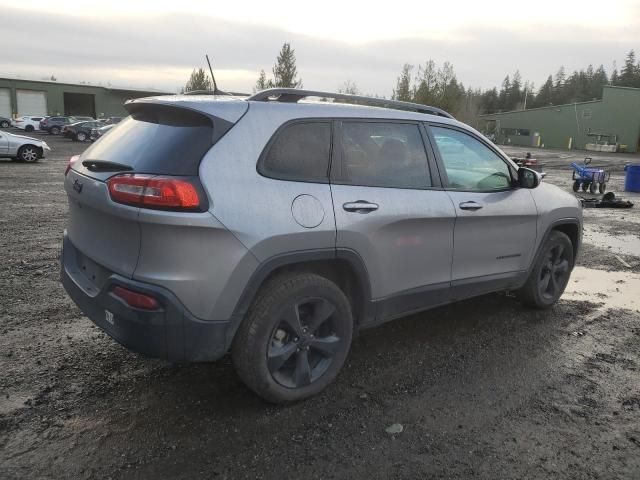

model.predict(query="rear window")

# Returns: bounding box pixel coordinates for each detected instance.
[80,105,213,176]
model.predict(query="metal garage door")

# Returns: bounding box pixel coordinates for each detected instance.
[0,89,11,118]
[16,90,47,116]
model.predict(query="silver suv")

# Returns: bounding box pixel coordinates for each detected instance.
[61,89,582,403]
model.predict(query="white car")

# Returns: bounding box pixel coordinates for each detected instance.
[0,130,50,162]
[12,116,44,133]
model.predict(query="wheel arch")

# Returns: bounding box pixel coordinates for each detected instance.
[530,219,581,274]
[552,222,580,263]
[227,249,373,342]
[18,144,43,160]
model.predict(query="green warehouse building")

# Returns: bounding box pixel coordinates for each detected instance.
[480,86,640,153]
[0,77,170,119]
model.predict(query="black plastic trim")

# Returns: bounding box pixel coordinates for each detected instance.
[61,233,231,362]
[527,218,582,275]
[230,248,374,323]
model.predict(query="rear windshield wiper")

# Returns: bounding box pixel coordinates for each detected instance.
[82,160,133,172]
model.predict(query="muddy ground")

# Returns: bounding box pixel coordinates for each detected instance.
[1,131,639,479]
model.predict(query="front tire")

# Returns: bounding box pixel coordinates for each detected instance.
[50,126,60,135]
[232,273,353,403]
[25,125,34,132]
[572,180,580,192]
[18,145,40,163]
[0,120,9,128]
[76,131,87,142]
[516,231,573,309]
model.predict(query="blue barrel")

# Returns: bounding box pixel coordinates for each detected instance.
[625,164,640,192]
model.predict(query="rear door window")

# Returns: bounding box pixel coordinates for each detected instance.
[333,121,431,189]
[259,121,332,183]
[79,105,214,176]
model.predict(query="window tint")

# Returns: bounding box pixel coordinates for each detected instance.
[337,122,430,188]
[80,104,213,176]
[261,122,331,182]
[431,126,512,191]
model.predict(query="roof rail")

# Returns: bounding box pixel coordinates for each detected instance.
[247,88,454,119]
[184,89,250,97]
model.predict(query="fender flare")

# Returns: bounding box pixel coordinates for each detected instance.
[224,248,373,347]
[526,218,582,278]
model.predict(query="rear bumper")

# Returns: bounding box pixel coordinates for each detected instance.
[60,232,236,362]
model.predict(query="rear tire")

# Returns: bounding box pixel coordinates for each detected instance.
[76,131,87,142]
[0,120,9,128]
[581,182,589,192]
[516,231,573,309]
[589,182,598,194]
[50,126,60,135]
[572,180,580,192]
[599,182,606,194]
[25,125,34,132]
[232,272,353,403]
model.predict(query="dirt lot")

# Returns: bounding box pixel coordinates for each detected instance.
[1,130,639,479]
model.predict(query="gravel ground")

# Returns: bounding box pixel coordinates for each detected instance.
[1,130,639,479]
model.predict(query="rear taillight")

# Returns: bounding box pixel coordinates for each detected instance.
[107,174,204,211]
[65,155,79,176]
[111,286,159,310]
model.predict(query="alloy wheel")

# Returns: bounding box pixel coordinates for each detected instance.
[21,147,38,162]
[538,244,570,301]
[267,297,341,389]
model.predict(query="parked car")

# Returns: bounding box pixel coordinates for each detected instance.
[13,116,44,132]
[90,124,115,141]
[0,116,11,128]
[64,121,103,142]
[0,130,50,162]
[40,116,75,135]
[61,88,582,403]
[98,116,123,125]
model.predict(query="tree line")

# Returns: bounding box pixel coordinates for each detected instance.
[182,45,640,123]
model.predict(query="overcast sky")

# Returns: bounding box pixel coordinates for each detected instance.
[2,0,638,95]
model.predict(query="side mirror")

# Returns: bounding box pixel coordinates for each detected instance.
[518,167,540,189]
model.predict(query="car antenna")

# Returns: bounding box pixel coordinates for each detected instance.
[206,54,222,95]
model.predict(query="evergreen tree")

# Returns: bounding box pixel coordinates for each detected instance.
[533,75,554,107]
[551,66,567,104]
[509,71,523,109]
[254,69,269,92]
[619,50,640,87]
[183,68,212,93]
[271,42,302,88]
[498,75,510,111]
[413,60,438,106]
[392,64,413,101]
[611,69,618,85]
[591,65,608,99]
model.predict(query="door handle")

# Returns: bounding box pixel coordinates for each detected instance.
[459,201,483,211]
[343,201,379,213]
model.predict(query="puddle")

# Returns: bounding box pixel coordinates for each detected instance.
[563,266,640,312]
[0,393,33,415]
[582,227,640,257]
